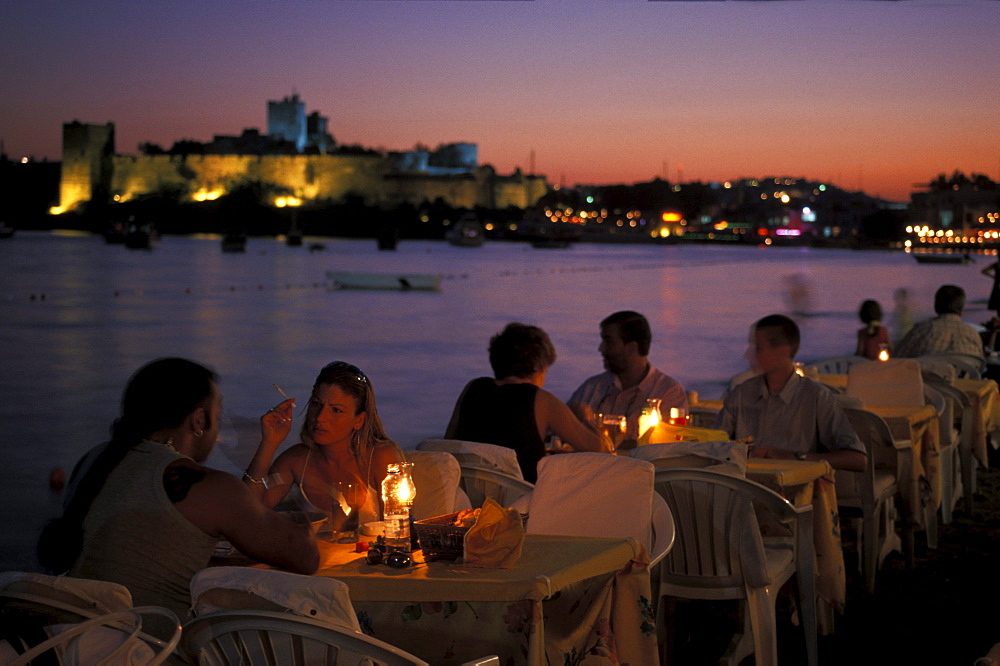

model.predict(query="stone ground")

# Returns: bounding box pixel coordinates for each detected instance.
[669,461,1000,665]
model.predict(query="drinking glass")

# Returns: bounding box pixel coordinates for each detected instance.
[332,481,362,543]
[598,414,627,451]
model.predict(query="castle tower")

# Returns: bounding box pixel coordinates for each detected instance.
[57,121,115,212]
[267,94,306,152]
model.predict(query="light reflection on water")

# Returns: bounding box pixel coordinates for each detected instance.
[0,231,992,569]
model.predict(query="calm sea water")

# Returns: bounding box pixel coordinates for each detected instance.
[1,231,993,570]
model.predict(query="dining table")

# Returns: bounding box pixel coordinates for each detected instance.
[746,458,844,632]
[273,534,657,666]
[953,377,1000,468]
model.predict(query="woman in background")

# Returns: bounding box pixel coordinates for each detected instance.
[445,322,611,482]
[856,299,891,360]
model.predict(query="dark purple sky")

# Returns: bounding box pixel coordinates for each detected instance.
[2,0,997,201]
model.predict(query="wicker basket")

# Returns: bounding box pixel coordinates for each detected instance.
[414,512,470,560]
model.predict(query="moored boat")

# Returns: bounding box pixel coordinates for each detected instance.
[913,253,973,265]
[124,223,154,249]
[221,230,247,253]
[446,215,485,247]
[326,270,441,291]
[0,223,14,239]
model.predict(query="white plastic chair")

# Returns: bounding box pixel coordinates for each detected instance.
[630,440,749,476]
[403,450,472,519]
[181,610,429,665]
[0,571,181,664]
[9,606,180,666]
[417,439,523,479]
[919,352,985,379]
[456,462,534,509]
[653,469,817,666]
[812,355,869,374]
[923,379,971,526]
[841,407,912,592]
[846,358,925,407]
[190,567,361,632]
[688,403,721,428]
[522,453,657,551]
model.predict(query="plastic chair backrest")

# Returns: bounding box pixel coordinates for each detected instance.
[812,355,869,375]
[630,440,748,476]
[2,602,179,666]
[649,494,676,567]
[457,463,534,509]
[653,470,791,590]
[190,567,361,632]
[918,353,983,379]
[417,439,523,479]
[404,450,472,519]
[0,571,133,616]
[525,453,655,551]
[181,610,429,665]
[842,406,905,483]
[846,358,924,407]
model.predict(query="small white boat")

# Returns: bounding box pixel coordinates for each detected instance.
[326,271,442,291]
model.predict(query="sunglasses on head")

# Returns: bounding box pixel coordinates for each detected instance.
[323,361,368,384]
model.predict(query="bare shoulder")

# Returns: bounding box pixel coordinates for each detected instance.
[371,440,405,467]
[535,386,569,414]
[273,443,310,469]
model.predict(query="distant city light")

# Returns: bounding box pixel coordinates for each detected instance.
[20,157,28,164]
[586,196,594,204]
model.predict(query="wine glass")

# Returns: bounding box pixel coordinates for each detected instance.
[332,481,362,543]
[598,414,627,451]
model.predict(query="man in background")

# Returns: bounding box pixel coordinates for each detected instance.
[569,310,687,444]
[895,284,984,359]
[716,314,867,472]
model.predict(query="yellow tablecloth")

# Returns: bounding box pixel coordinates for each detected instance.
[955,378,1000,467]
[867,403,941,524]
[305,535,657,666]
[747,459,845,619]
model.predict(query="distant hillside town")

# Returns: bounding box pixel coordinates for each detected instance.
[0,93,996,247]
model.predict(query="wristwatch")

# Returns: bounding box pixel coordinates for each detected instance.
[795,451,808,461]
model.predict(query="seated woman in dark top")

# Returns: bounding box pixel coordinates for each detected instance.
[445,322,611,482]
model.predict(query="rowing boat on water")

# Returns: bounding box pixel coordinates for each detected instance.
[326,271,442,291]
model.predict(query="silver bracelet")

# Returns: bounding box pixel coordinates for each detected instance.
[243,471,270,489]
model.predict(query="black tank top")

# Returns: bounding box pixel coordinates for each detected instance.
[452,377,546,483]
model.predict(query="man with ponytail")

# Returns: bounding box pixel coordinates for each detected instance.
[38,358,319,627]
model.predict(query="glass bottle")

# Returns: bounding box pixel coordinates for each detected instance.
[381,462,416,553]
[638,398,663,434]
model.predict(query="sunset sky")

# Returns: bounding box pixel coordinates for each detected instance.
[2,0,997,202]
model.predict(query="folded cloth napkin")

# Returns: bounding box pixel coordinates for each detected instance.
[463,497,524,568]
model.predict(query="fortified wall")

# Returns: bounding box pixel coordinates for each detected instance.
[57,122,547,213]
[56,121,115,213]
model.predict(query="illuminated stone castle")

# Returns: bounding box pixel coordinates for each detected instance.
[54,97,547,215]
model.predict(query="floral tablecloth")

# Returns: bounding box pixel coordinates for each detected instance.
[310,535,658,666]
